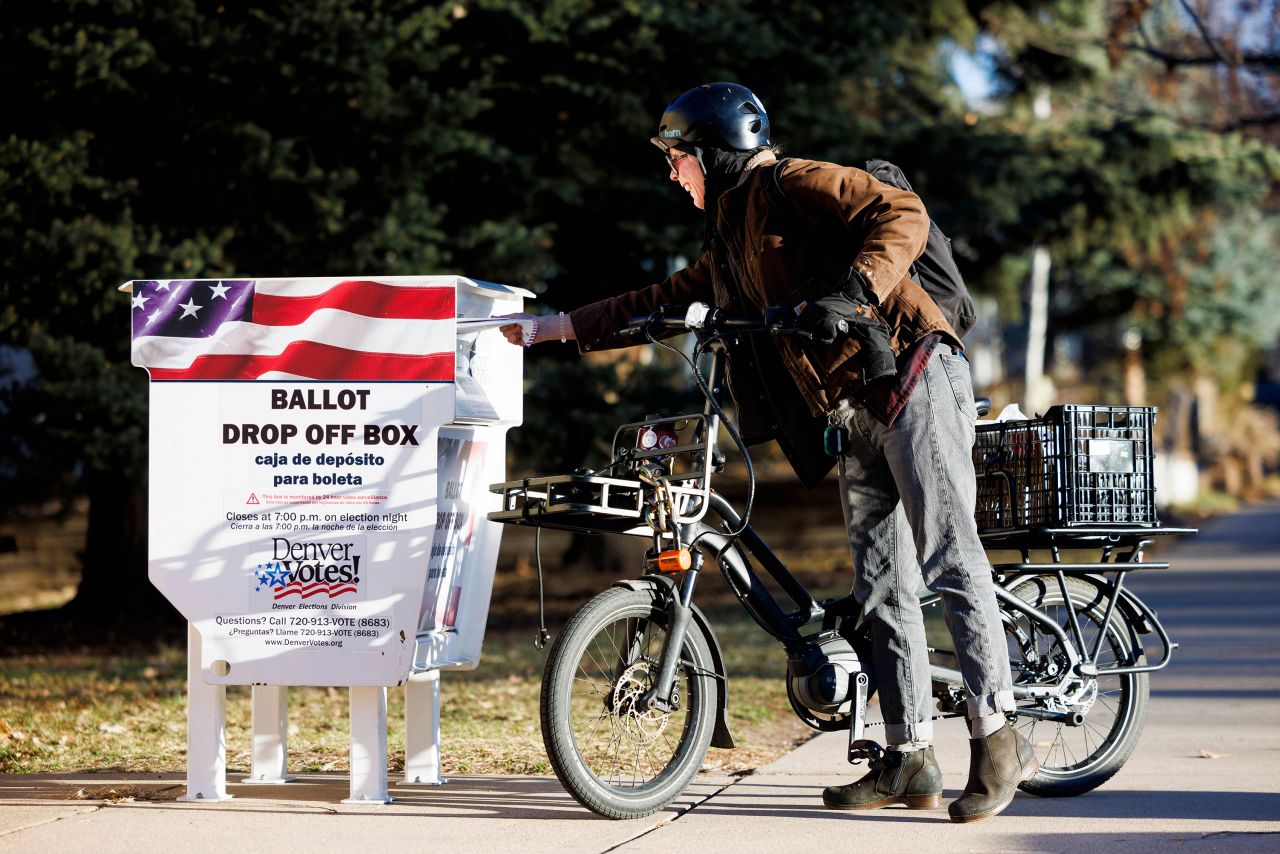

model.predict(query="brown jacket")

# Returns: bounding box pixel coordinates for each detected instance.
[571,157,957,470]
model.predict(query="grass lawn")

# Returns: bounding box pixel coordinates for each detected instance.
[0,478,866,778]
[0,616,813,777]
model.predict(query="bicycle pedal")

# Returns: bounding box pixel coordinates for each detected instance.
[847,738,883,766]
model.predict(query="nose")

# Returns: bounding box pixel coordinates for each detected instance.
[669,167,679,182]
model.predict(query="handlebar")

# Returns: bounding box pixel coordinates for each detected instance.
[624,303,812,340]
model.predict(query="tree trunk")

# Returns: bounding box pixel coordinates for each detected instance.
[560,531,639,576]
[67,470,178,628]
[1123,346,1146,408]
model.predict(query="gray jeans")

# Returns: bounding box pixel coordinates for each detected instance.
[834,347,1014,744]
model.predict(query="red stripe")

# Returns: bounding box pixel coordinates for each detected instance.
[273,582,358,600]
[274,583,324,596]
[254,281,454,325]
[147,341,453,381]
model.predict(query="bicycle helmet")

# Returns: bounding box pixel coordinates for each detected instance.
[651,82,770,153]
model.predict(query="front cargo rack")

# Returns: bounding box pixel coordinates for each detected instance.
[489,414,713,536]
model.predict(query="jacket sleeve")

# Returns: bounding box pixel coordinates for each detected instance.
[568,251,714,352]
[781,161,929,305]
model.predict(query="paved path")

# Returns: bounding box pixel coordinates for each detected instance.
[3,505,1280,852]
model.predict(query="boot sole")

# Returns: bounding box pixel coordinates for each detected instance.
[948,757,1042,824]
[824,793,942,811]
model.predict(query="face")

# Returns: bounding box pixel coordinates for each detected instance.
[666,148,705,210]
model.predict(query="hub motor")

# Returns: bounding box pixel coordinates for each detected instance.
[786,631,868,727]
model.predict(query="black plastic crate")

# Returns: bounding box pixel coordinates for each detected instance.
[973,405,1158,531]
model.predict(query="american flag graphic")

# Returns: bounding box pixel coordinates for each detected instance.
[274,580,358,600]
[129,277,456,381]
[254,563,357,600]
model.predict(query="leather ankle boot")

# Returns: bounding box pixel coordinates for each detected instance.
[948,724,1040,823]
[823,747,943,810]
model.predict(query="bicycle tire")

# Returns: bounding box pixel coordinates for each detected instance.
[540,586,718,819]
[1006,575,1150,797]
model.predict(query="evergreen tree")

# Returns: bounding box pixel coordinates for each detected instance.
[2,0,1277,623]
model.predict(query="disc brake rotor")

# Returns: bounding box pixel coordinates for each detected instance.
[611,659,672,745]
[1065,678,1099,715]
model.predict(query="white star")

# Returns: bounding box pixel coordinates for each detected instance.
[179,298,202,319]
[209,281,231,300]
[155,281,172,292]
[131,294,150,310]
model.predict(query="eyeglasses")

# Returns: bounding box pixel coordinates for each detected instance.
[651,137,695,175]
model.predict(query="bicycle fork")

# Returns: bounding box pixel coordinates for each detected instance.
[637,551,703,714]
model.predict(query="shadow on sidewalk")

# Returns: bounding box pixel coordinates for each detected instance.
[7,772,1275,826]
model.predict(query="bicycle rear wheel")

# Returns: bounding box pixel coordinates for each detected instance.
[540,586,717,819]
[1006,575,1149,796]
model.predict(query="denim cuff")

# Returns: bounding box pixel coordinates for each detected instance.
[885,720,935,745]
[966,690,1016,720]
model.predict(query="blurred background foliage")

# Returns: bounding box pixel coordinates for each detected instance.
[2,0,1279,616]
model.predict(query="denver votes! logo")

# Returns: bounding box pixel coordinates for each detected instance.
[253,537,361,600]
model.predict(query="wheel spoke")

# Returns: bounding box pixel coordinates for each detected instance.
[550,591,714,814]
[1002,577,1147,787]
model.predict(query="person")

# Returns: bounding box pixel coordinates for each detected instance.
[500,82,1037,823]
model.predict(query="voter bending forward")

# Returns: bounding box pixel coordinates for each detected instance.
[502,82,1037,823]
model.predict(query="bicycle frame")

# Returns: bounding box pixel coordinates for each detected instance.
[491,306,1196,816]
[491,315,1184,732]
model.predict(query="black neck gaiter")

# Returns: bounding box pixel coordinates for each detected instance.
[701,146,756,244]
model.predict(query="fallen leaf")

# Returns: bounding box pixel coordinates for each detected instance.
[1198,748,1229,759]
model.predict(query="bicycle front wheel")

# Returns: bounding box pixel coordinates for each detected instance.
[540,586,718,819]
[1006,575,1150,796]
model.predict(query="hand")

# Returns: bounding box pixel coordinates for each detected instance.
[495,312,575,347]
[796,292,897,383]
[496,313,537,346]
[797,293,859,345]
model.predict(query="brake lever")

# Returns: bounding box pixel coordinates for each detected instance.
[763,305,811,339]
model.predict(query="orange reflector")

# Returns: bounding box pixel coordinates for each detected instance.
[656,548,692,573]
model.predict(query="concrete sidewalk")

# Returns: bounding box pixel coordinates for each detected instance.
[4,507,1280,852]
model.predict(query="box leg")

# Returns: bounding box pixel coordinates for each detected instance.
[342,686,391,804]
[178,623,233,802]
[400,670,444,786]
[243,686,296,784]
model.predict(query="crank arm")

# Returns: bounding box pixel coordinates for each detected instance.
[847,672,879,765]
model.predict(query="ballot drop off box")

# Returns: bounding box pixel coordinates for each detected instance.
[127,275,528,803]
